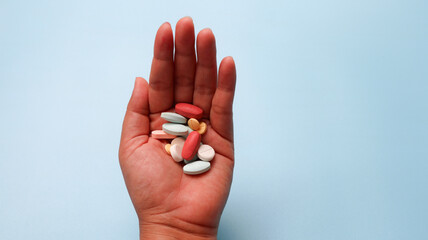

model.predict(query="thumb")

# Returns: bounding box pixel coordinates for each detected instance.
[120,77,150,145]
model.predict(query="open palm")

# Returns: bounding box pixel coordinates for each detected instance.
[119,17,236,239]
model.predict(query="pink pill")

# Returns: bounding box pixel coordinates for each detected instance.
[175,103,203,119]
[151,130,176,139]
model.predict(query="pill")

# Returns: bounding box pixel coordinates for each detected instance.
[163,123,189,136]
[175,103,203,119]
[197,144,215,162]
[151,130,176,139]
[171,137,186,146]
[170,144,184,162]
[188,118,200,131]
[197,122,207,135]
[165,144,171,155]
[183,161,211,175]
[182,131,201,160]
[161,112,187,124]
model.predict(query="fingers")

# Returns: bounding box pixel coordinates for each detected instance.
[193,28,217,118]
[147,21,236,143]
[121,77,150,143]
[149,22,174,113]
[210,57,236,141]
[174,17,196,103]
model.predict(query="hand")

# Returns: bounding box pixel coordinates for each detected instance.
[119,17,237,240]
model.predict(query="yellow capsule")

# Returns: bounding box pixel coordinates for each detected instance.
[188,118,200,131]
[197,122,207,135]
[164,144,171,155]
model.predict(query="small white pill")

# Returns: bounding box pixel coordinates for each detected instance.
[170,144,183,162]
[197,144,215,162]
[171,137,186,146]
[183,161,211,175]
[161,112,187,124]
[163,123,188,136]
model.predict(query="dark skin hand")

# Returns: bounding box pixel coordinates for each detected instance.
[119,17,237,240]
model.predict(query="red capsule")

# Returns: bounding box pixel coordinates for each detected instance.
[175,103,203,119]
[182,131,201,160]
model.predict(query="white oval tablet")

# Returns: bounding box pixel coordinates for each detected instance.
[163,123,188,136]
[161,112,187,124]
[170,144,183,162]
[171,137,186,146]
[197,144,215,162]
[183,161,211,175]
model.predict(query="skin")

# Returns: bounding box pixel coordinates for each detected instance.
[119,17,237,240]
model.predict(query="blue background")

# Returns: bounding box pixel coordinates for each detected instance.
[1,0,427,239]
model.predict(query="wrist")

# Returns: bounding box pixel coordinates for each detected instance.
[139,219,217,240]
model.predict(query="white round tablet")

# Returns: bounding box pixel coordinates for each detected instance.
[170,144,183,162]
[171,137,186,146]
[197,144,215,162]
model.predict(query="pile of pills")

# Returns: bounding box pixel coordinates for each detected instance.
[151,103,216,175]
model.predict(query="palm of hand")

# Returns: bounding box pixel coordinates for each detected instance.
[119,17,236,237]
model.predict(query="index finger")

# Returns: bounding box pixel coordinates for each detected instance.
[148,22,174,113]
